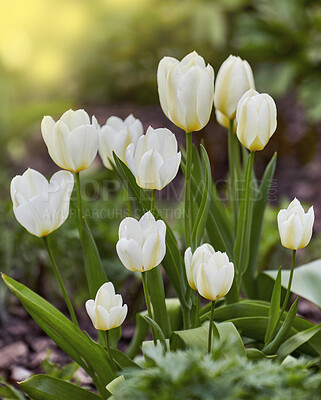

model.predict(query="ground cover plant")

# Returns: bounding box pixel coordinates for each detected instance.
[2,50,321,399]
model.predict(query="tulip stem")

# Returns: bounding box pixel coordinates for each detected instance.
[269,250,296,342]
[42,236,78,326]
[208,300,216,354]
[228,119,238,231]
[150,189,156,215]
[75,172,84,235]
[141,271,157,345]
[105,330,117,372]
[185,131,193,248]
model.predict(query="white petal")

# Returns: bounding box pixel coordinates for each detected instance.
[95,305,110,330]
[142,230,166,271]
[159,152,181,189]
[85,299,96,327]
[116,238,143,272]
[119,217,144,246]
[136,149,163,190]
[68,125,99,172]
[60,109,90,130]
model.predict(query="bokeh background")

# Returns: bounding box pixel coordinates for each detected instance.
[1,0,321,324]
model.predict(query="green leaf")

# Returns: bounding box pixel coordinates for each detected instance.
[141,315,167,351]
[147,267,170,337]
[191,145,212,249]
[171,321,246,358]
[277,324,321,362]
[243,152,277,297]
[0,377,25,400]
[110,348,140,369]
[81,219,108,298]
[19,375,100,400]
[246,348,276,360]
[106,376,125,397]
[265,259,321,308]
[265,266,282,344]
[2,275,113,397]
[263,298,299,355]
[233,152,254,277]
[112,153,189,310]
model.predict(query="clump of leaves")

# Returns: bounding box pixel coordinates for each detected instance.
[113,346,321,400]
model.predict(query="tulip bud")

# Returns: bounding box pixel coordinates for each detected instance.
[214,55,255,122]
[41,109,100,173]
[277,198,314,250]
[85,282,127,331]
[236,89,277,152]
[126,126,181,190]
[157,51,214,132]
[98,114,143,170]
[185,244,234,301]
[116,211,166,272]
[10,168,74,237]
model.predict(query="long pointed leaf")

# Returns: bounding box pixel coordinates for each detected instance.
[265,267,282,344]
[19,375,100,400]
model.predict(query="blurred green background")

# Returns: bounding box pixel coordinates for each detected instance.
[1,0,321,319]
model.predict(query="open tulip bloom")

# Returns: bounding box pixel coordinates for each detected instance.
[116,211,166,272]
[126,126,181,190]
[99,114,143,170]
[41,109,100,173]
[236,89,277,152]
[86,282,128,331]
[10,168,74,237]
[157,51,214,133]
[278,198,314,250]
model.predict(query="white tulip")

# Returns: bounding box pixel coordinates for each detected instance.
[277,198,314,250]
[236,89,277,152]
[157,51,214,132]
[185,244,234,301]
[116,211,166,272]
[41,109,100,172]
[126,126,181,190]
[85,282,127,331]
[214,55,255,121]
[98,114,143,170]
[10,168,74,237]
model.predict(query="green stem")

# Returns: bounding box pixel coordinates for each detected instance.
[75,172,84,238]
[269,250,296,341]
[236,151,255,285]
[42,236,78,326]
[141,271,157,344]
[185,131,193,248]
[208,300,216,354]
[150,189,156,215]
[105,330,117,372]
[228,119,237,232]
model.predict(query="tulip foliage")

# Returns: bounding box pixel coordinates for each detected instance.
[3,51,321,399]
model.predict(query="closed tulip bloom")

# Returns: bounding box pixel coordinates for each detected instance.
[126,126,181,190]
[116,211,166,272]
[278,198,314,250]
[85,282,127,331]
[157,51,214,132]
[184,244,215,290]
[236,89,277,151]
[214,55,255,121]
[41,109,100,172]
[10,168,74,237]
[99,114,143,170]
[185,244,234,301]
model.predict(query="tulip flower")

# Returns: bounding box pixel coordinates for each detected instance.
[214,55,255,122]
[185,244,234,301]
[236,89,277,152]
[278,198,314,250]
[85,282,128,331]
[126,126,181,190]
[99,114,143,169]
[10,168,74,237]
[116,211,166,272]
[157,51,214,132]
[41,109,100,172]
